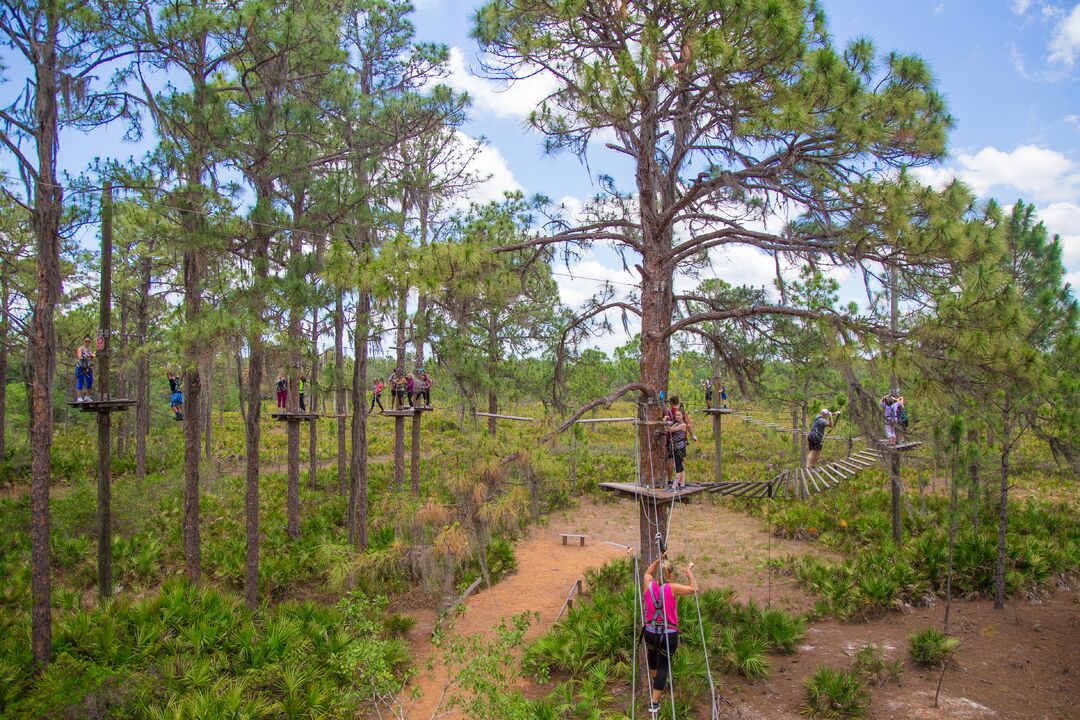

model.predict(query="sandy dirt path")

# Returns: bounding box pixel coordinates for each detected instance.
[398,495,830,718]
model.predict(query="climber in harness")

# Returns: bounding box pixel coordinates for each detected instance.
[702,378,713,409]
[167,370,183,421]
[75,336,95,402]
[664,396,697,492]
[641,551,698,716]
[276,373,288,409]
[720,382,728,408]
[806,408,840,468]
[369,377,385,414]
[882,392,905,445]
[417,368,432,408]
[298,375,306,412]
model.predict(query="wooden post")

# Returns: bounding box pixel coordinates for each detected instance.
[891,448,902,544]
[712,411,722,484]
[97,181,113,600]
[410,412,421,496]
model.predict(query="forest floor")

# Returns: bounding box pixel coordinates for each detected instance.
[400,496,1080,720]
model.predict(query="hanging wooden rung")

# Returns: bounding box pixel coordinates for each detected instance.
[474,411,533,422]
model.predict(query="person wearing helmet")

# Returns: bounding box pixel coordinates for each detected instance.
[75,336,95,401]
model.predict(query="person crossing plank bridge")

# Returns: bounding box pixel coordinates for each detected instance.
[639,550,698,716]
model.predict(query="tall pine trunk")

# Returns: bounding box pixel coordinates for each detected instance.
[308,304,318,489]
[348,290,371,549]
[335,291,346,495]
[393,285,407,491]
[286,203,303,540]
[244,191,271,608]
[0,272,8,462]
[995,390,1012,610]
[135,253,151,482]
[29,18,62,668]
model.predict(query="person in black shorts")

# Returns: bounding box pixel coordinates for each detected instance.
[664,396,692,491]
[806,408,839,468]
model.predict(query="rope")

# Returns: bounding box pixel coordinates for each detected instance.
[631,551,640,720]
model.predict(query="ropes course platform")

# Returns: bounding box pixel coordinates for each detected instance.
[599,482,710,502]
[381,409,416,417]
[271,412,319,422]
[701,408,737,415]
[67,399,137,413]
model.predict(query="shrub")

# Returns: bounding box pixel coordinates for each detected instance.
[908,627,959,668]
[801,667,870,719]
[848,644,902,686]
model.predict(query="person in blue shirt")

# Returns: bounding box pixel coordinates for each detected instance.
[167,371,184,421]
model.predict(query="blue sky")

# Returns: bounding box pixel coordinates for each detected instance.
[412,0,1080,350]
[4,1,1079,353]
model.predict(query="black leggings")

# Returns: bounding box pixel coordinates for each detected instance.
[643,628,680,692]
[668,446,686,474]
[370,393,383,412]
[420,388,430,405]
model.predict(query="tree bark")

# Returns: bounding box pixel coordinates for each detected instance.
[995,390,1011,610]
[890,449,902,545]
[135,252,151,482]
[244,187,271,608]
[348,290,371,549]
[309,303,318,489]
[96,182,114,600]
[181,243,203,580]
[393,285,407,491]
[0,271,8,462]
[967,426,980,531]
[203,351,213,460]
[286,200,304,540]
[410,305,424,497]
[29,17,62,669]
[335,291,346,495]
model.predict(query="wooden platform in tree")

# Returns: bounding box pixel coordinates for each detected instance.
[271,412,319,422]
[701,408,737,415]
[411,405,435,413]
[67,399,137,413]
[599,482,709,502]
[381,408,416,417]
[876,440,924,452]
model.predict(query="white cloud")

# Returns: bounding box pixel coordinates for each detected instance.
[441,46,559,120]
[912,144,1080,204]
[1039,201,1080,269]
[934,3,945,15]
[450,131,522,207]
[1013,0,1034,14]
[1065,114,1080,129]
[1049,2,1080,66]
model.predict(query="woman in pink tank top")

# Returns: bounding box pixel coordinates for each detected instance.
[640,552,698,715]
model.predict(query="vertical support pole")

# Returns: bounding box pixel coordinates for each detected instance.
[97,181,113,600]
[713,410,723,484]
[891,448,902,545]
[410,411,421,496]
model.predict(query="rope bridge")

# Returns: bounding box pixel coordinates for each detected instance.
[705,447,883,499]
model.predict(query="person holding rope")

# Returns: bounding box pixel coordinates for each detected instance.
[369,377,385,414]
[167,370,184,421]
[702,378,713,409]
[641,550,698,716]
[806,408,839,468]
